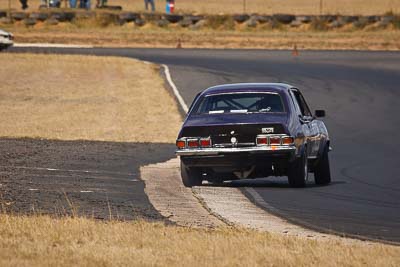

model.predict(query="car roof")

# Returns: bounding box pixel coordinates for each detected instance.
[201,83,294,96]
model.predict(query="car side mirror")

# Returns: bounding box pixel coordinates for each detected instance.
[314,110,326,118]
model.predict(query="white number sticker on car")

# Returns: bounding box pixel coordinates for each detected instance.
[262,127,274,134]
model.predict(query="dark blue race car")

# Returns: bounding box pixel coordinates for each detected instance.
[176,83,331,188]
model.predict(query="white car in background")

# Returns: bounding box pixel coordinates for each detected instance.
[0,29,13,51]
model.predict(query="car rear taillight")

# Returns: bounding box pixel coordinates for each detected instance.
[200,137,212,148]
[269,136,281,145]
[177,137,212,149]
[256,135,294,146]
[256,136,268,145]
[282,136,294,145]
[187,139,200,148]
[176,140,186,149]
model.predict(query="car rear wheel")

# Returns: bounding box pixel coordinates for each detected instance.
[314,145,331,185]
[288,148,308,188]
[180,161,203,187]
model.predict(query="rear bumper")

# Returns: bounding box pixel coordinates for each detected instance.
[176,146,296,169]
[176,145,296,156]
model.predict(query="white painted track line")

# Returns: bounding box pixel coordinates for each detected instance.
[162,64,189,113]
[14,43,94,48]
[0,165,134,176]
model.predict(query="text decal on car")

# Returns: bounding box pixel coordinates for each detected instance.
[261,127,274,134]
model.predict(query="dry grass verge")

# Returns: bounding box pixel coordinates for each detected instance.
[0,53,181,143]
[0,214,399,267]
[1,0,399,15]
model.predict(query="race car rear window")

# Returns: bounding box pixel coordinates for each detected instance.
[193,92,285,114]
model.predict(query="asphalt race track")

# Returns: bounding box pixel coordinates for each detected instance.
[10,47,400,243]
[0,137,174,220]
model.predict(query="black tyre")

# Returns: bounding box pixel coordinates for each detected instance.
[273,14,296,24]
[50,12,68,22]
[164,14,183,23]
[180,161,203,187]
[314,145,331,185]
[29,12,49,21]
[119,12,139,22]
[98,5,123,11]
[12,12,28,21]
[288,148,308,188]
[233,14,250,23]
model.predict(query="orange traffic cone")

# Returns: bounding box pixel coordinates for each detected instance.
[177,38,182,49]
[292,44,299,57]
